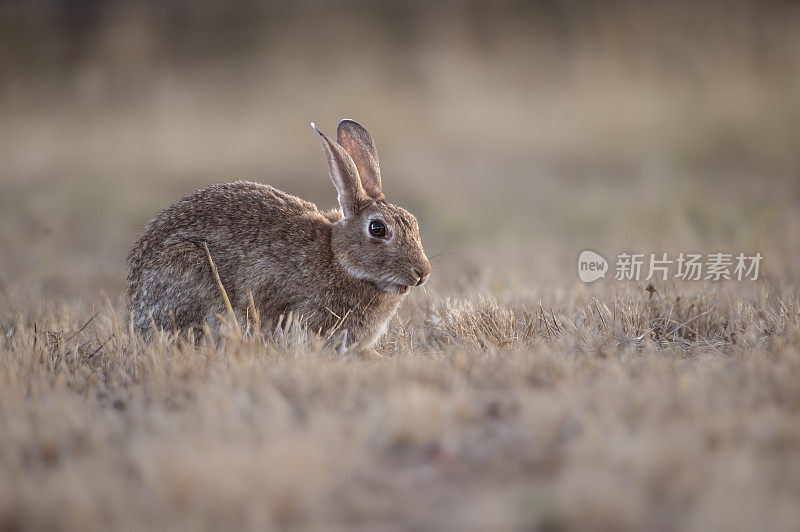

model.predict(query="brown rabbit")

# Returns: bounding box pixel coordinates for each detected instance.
[125,119,430,352]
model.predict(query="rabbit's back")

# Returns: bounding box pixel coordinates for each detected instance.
[126,181,333,334]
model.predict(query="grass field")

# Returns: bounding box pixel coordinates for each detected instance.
[2,2,800,530]
[2,279,800,531]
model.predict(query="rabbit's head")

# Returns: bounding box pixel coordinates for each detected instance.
[313,119,431,295]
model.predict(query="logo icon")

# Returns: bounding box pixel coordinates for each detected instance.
[578,250,608,283]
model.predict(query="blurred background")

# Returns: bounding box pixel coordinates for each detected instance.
[1,0,799,309]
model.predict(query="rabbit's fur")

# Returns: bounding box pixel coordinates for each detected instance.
[126,119,431,351]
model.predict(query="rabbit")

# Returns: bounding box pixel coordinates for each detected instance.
[125,119,431,353]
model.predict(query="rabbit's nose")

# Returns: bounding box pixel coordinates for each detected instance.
[413,268,429,286]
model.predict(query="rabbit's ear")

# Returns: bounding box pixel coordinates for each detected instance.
[337,119,384,200]
[312,123,369,218]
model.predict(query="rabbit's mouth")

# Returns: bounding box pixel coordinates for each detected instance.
[384,283,411,295]
[339,259,412,294]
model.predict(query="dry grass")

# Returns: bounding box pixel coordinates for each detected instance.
[1,281,799,531]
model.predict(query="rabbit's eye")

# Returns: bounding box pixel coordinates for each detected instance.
[369,219,387,238]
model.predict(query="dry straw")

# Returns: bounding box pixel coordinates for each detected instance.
[203,241,239,332]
